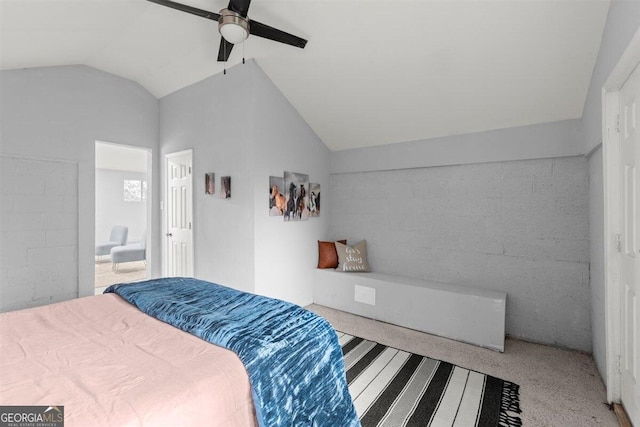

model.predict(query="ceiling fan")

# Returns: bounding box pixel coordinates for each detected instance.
[146,0,307,62]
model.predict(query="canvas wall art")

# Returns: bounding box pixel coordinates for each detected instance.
[205,173,215,194]
[308,183,320,217]
[221,176,231,199]
[269,176,286,216]
[283,171,309,221]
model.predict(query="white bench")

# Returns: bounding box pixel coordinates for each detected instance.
[313,269,507,352]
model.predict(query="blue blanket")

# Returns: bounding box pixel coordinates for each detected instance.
[105,277,360,427]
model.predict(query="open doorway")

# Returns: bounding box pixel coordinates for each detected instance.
[95,141,151,294]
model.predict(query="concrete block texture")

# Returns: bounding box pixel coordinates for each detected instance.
[330,155,591,351]
[0,156,78,312]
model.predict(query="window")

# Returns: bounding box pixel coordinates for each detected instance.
[124,179,147,202]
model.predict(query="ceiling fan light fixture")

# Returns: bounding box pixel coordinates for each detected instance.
[218,9,249,45]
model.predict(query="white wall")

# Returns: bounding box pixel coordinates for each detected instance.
[159,60,330,305]
[588,145,606,376]
[0,65,160,309]
[330,155,591,351]
[160,62,256,294]
[329,111,592,351]
[331,119,583,174]
[95,169,147,245]
[250,65,330,305]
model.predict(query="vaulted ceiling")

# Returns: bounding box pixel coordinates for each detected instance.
[0,0,610,151]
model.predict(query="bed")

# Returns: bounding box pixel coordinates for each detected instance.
[0,278,359,427]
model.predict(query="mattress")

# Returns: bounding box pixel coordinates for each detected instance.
[0,293,257,427]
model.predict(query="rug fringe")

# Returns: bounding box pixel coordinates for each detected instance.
[499,381,522,427]
[501,381,522,413]
[499,412,523,427]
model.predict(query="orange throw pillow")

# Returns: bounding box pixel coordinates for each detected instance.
[317,240,347,268]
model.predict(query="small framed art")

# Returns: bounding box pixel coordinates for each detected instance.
[205,173,215,195]
[221,176,231,199]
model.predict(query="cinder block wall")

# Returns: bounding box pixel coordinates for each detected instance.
[329,155,590,351]
[0,156,79,312]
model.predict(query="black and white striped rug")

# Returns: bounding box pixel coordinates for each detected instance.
[339,332,522,427]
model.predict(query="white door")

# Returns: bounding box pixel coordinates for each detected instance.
[619,62,640,425]
[165,150,193,277]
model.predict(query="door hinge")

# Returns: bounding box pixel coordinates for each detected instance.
[189,166,192,174]
[616,354,622,373]
[189,222,192,230]
[616,114,621,133]
[616,234,622,253]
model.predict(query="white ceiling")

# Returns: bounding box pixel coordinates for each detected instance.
[0,0,610,151]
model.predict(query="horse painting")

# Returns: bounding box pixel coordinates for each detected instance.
[283,171,310,222]
[285,182,297,220]
[271,185,286,215]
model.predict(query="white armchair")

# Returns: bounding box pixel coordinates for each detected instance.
[110,231,146,272]
[95,226,128,258]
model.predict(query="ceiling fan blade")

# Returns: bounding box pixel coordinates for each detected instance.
[249,20,307,49]
[146,0,220,21]
[228,0,252,17]
[217,38,235,62]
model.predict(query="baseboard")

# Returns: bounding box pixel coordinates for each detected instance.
[613,403,633,427]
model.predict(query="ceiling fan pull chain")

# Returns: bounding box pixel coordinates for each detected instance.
[243,41,245,64]
[224,42,227,75]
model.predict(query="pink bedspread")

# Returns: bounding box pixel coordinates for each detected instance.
[0,294,258,427]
